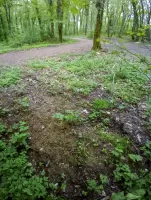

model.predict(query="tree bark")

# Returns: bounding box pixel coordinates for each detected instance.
[85,1,90,35]
[92,0,106,51]
[48,0,55,38]
[57,0,63,42]
[131,0,139,41]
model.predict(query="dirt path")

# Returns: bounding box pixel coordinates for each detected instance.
[0,38,151,66]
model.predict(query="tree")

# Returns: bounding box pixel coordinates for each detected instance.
[57,0,63,42]
[131,0,139,41]
[92,0,106,50]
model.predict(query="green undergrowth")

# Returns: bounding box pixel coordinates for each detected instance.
[0,121,49,199]
[27,51,149,102]
[0,38,76,54]
[0,67,23,87]
[0,121,66,200]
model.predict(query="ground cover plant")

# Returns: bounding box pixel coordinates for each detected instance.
[0,44,151,199]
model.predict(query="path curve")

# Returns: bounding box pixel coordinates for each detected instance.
[0,38,150,66]
[0,38,92,66]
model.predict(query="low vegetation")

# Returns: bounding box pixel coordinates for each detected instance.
[0,50,151,199]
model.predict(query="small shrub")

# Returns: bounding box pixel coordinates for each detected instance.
[53,110,82,124]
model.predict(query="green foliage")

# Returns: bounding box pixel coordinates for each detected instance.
[87,31,94,39]
[87,179,103,193]
[0,122,49,199]
[76,140,88,158]
[0,68,22,87]
[92,98,113,110]
[27,59,50,70]
[111,140,151,200]
[53,110,82,124]
[18,97,30,109]
[0,122,6,134]
[0,107,9,116]
[141,141,151,159]
[87,174,108,193]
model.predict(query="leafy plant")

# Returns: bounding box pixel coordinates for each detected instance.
[18,97,30,109]
[0,123,6,134]
[92,98,113,110]
[0,107,9,116]
[0,68,22,87]
[0,122,49,199]
[87,174,108,194]
[111,140,151,200]
[53,110,82,124]
[87,179,103,193]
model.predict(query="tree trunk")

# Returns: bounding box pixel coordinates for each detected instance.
[131,0,139,41]
[3,0,11,36]
[92,0,106,51]
[85,2,90,35]
[48,0,55,38]
[57,0,63,42]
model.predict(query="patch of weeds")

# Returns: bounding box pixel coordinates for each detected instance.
[0,121,49,199]
[76,140,89,158]
[88,99,113,121]
[103,61,148,103]
[92,98,113,110]
[67,77,98,95]
[0,107,9,116]
[0,67,22,87]
[99,130,130,150]
[0,122,7,134]
[53,110,83,124]
[47,80,65,96]
[27,59,50,70]
[18,97,30,109]
[86,174,108,194]
[111,140,151,200]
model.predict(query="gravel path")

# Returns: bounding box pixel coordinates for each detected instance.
[0,38,151,66]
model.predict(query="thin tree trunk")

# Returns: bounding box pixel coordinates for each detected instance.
[85,2,90,35]
[57,0,63,42]
[131,0,139,41]
[92,0,106,50]
[48,0,55,38]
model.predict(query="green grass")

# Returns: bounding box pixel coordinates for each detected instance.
[99,130,130,148]
[0,38,76,54]
[0,67,22,87]
[29,51,149,100]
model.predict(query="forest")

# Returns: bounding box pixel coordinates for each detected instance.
[0,0,151,200]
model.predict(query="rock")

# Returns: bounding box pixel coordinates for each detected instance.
[138,102,148,119]
[112,110,150,145]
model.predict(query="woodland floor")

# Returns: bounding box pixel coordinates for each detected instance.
[0,38,151,199]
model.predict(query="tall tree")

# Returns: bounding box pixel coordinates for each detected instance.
[92,0,106,50]
[131,0,139,41]
[57,0,63,42]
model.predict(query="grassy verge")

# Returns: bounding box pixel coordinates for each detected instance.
[0,38,76,54]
